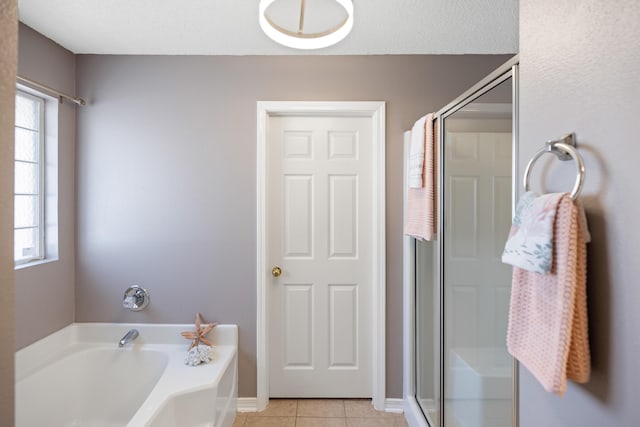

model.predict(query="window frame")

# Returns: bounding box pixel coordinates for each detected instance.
[14,83,58,270]
[14,89,46,266]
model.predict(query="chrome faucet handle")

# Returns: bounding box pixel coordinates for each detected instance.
[123,285,150,311]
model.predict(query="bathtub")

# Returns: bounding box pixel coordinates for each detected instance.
[15,323,238,427]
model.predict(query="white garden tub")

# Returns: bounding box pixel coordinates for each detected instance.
[15,323,238,427]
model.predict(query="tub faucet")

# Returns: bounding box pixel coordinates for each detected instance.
[122,285,150,311]
[118,329,139,347]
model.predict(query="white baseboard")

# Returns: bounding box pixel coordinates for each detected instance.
[237,397,258,412]
[237,397,405,414]
[385,398,405,413]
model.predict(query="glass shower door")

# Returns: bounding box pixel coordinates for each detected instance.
[441,77,514,427]
[416,238,440,425]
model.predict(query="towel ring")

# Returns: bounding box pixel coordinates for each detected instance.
[523,134,585,200]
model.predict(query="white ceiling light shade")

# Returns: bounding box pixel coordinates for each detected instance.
[259,0,354,50]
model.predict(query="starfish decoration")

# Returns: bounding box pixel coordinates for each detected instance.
[181,312,217,350]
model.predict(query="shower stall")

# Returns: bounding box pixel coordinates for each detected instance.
[404,57,519,427]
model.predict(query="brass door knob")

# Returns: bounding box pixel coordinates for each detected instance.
[271,266,282,277]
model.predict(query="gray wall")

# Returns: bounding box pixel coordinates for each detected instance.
[0,1,17,424]
[75,54,511,398]
[519,0,640,424]
[15,24,77,350]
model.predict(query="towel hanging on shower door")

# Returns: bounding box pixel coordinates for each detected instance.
[405,113,437,241]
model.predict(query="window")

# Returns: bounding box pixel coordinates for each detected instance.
[14,87,58,267]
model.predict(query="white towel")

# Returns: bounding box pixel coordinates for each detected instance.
[408,115,428,188]
[502,191,565,274]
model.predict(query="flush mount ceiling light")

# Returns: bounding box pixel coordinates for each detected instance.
[259,0,354,50]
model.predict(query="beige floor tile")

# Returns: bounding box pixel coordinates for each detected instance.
[297,399,346,418]
[244,416,296,427]
[248,399,298,417]
[344,400,397,418]
[233,413,247,427]
[296,417,348,427]
[346,418,398,427]
[395,416,410,427]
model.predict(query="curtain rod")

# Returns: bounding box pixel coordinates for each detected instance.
[17,75,86,106]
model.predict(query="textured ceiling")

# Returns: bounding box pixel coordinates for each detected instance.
[18,0,518,55]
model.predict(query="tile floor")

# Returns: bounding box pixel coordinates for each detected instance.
[233,399,409,427]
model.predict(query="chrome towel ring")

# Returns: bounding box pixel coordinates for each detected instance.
[523,133,585,200]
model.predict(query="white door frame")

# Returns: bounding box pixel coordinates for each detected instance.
[256,101,386,411]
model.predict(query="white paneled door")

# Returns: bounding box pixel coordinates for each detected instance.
[444,131,513,350]
[267,116,373,397]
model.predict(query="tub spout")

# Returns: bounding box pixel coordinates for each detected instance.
[118,329,139,347]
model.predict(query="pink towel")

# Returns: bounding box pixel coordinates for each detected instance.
[405,114,436,240]
[506,195,590,395]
